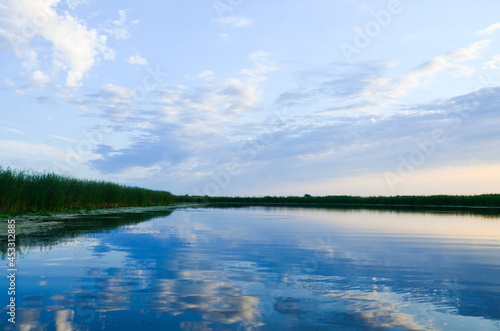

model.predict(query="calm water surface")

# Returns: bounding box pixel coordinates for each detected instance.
[2,207,500,330]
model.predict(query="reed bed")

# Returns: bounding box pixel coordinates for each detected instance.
[176,193,500,208]
[0,167,174,212]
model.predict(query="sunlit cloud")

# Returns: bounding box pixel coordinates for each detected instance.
[215,16,254,27]
[477,22,500,35]
[384,40,490,98]
[483,54,500,69]
[126,54,148,66]
[186,70,215,81]
[0,0,114,87]
[239,51,277,81]
[104,9,131,40]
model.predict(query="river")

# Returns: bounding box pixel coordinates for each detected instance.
[2,207,500,330]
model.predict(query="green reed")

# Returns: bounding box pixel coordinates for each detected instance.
[0,167,174,212]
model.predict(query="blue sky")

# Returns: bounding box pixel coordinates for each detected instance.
[1,0,500,196]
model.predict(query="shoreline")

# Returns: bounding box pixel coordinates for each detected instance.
[0,203,201,222]
[3,200,500,223]
[202,201,500,209]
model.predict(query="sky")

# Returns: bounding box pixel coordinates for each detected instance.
[1,0,500,197]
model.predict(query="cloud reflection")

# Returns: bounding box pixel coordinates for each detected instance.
[10,208,500,330]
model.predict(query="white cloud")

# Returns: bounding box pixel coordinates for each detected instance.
[126,54,148,66]
[215,16,254,27]
[162,78,263,122]
[31,70,51,87]
[0,0,114,88]
[100,84,136,103]
[0,140,62,159]
[113,9,127,26]
[483,54,500,69]
[2,127,24,134]
[110,164,162,182]
[0,139,97,168]
[66,0,87,10]
[477,22,500,35]
[239,51,277,81]
[50,135,77,143]
[104,9,131,39]
[384,40,490,98]
[446,40,489,61]
[451,65,475,77]
[186,70,215,81]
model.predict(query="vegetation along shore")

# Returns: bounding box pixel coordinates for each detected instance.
[0,167,174,214]
[1,167,500,218]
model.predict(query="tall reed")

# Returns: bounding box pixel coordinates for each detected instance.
[0,167,174,212]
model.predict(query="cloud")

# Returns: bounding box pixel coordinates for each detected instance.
[33,96,57,105]
[0,0,114,87]
[0,139,98,172]
[386,40,490,98]
[126,54,148,66]
[31,71,51,88]
[104,164,163,182]
[50,135,77,143]
[2,127,24,134]
[273,62,387,114]
[215,16,254,27]
[477,22,500,35]
[99,84,136,103]
[99,85,500,194]
[483,54,500,69]
[84,68,269,176]
[90,134,189,174]
[239,51,277,81]
[113,9,127,26]
[9,70,56,92]
[65,0,87,10]
[220,86,500,195]
[103,9,133,40]
[186,70,215,81]
[74,39,500,196]
[327,40,492,104]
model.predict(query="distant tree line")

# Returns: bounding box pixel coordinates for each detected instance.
[174,194,500,208]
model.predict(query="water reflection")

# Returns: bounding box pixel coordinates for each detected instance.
[2,207,500,330]
[0,210,174,256]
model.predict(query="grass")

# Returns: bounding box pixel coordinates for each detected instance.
[0,167,174,213]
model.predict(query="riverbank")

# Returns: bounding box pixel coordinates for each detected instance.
[0,204,199,223]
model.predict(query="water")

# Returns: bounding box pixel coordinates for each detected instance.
[2,207,500,330]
